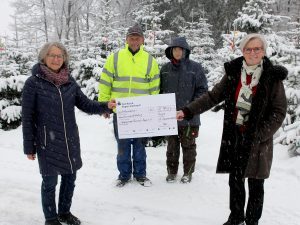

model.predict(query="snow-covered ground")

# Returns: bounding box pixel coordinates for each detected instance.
[0,110,299,225]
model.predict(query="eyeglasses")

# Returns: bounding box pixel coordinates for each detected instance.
[47,54,64,59]
[243,47,263,54]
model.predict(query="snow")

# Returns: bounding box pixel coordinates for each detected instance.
[0,110,299,225]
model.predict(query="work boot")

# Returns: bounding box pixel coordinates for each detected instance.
[166,174,177,183]
[180,174,192,183]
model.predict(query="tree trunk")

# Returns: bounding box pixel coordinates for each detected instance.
[65,0,72,45]
[13,15,19,48]
[41,0,49,42]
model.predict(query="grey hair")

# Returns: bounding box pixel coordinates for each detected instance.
[38,42,69,66]
[239,33,268,53]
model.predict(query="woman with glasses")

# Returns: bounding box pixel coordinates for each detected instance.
[176,33,287,225]
[22,42,116,225]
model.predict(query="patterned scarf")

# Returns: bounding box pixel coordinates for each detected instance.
[236,60,263,126]
[40,64,69,86]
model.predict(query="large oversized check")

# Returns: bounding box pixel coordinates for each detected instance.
[116,93,178,139]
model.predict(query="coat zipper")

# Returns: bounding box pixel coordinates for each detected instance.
[44,126,47,146]
[58,88,74,174]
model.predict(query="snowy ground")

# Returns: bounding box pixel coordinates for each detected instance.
[0,110,299,225]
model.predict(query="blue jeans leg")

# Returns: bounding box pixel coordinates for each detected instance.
[116,138,133,180]
[132,138,147,178]
[41,175,58,220]
[58,173,77,215]
[113,114,132,180]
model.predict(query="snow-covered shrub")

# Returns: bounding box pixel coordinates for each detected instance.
[274,86,300,156]
[72,58,106,100]
[0,47,35,130]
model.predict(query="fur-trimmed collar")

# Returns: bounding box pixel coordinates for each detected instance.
[224,56,288,81]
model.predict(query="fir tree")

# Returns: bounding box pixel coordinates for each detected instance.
[179,11,219,74]
[0,47,35,130]
[71,58,106,101]
[130,0,173,60]
[233,0,281,34]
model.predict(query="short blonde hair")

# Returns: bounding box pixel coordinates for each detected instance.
[38,42,69,67]
[240,33,267,53]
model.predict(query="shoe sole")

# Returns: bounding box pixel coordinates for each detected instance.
[166,179,176,183]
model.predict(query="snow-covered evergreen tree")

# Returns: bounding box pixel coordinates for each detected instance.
[274,86,300,156]
[206,31,247,88]
[71,57,106,101]
[233,0,281,34]
[0,47,35,130]
[179,10,219,74]
[280,21,300,49]
[130,0,173,63]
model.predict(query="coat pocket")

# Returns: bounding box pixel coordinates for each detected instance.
[43,125,47,147]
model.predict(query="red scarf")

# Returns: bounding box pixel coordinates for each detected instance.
[40,64,69,86]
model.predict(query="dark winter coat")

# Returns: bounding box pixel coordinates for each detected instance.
[22,63,111,176]
[183,56,287,178]
[160,37,208,126]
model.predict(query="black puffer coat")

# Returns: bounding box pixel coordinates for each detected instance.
[22,63,111,175]
[185,56,287,178]
[160,37,208,126]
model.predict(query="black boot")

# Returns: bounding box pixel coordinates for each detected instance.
[223,218,245,225]
[58,212,81,225]
[45,218,62,225]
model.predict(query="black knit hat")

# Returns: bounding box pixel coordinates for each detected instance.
[126,24,144,37]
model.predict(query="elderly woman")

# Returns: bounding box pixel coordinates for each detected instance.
[177,34,287,225]
[22,42,115,225]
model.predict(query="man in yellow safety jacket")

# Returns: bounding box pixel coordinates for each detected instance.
[98,24,160,187]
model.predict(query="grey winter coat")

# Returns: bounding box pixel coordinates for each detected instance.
[183,56,287,178]
[160,37,208,126]
[22,63,111,176]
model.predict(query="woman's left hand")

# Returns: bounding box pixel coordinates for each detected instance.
[27,154,36,160]
[176,110,185,121]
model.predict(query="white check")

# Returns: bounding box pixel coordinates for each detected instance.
[116,93,178,139]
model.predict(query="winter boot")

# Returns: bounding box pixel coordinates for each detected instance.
[135,176,152,187]
[245,220,258,225]
[180,174,192,183]
[58,212,81,225]
[223,218,245,225]
[166,174,177,183]
[45,218,62,225]
[116,179,130,187]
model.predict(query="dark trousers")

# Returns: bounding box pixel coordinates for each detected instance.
[113,114,147,180]
[166,126,199,175]
[41,173,76,220]
[228,127,265,224]
[228,169,265,225]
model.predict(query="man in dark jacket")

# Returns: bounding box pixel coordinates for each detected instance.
[160,37,208,183]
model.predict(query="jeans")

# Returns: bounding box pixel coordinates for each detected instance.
[113,114,147,180]
[41,173,76,220]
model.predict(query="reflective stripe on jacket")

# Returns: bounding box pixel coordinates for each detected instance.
[98,44,160,102]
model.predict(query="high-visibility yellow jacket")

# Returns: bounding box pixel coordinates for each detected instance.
[98,44,160,103]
